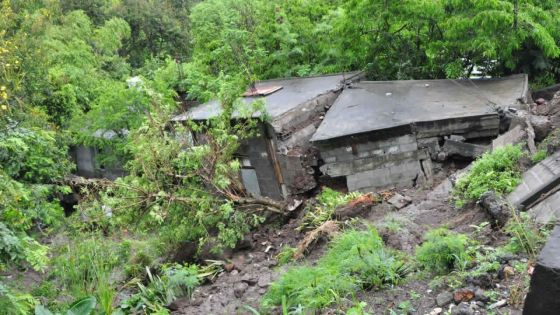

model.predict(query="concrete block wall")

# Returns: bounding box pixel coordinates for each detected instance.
[346,158,425,192]
[415,114,500,139]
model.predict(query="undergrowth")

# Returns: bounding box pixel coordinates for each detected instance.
[416,228,471,274]
[299,188,362,231]
[262,228,408,312]
[453,144,523,207]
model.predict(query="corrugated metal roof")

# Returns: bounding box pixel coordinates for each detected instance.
[171,72,362,122]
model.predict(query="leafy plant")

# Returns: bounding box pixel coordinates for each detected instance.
[263,229,408,311]
[35,296,96,315]
[120,264,200,314]
[454,145,523,207]
[416,228,470,274]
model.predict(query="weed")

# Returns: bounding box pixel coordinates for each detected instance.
[120,264,200,313]
[299,188,362,231]
[453,144,523,207]
[505,211,550,259]
[346,301,371,315]
[276,246,297,265]
[531,150,547,163]
[416,228,470,274]
[262,229,408,312]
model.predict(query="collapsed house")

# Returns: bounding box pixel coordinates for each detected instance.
[171,73,362,200]
[311,74,529,192]
[71,130,126,180]
[173,73,529,200]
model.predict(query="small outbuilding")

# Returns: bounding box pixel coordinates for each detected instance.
[172,72,362,200]
[311,74,529,192]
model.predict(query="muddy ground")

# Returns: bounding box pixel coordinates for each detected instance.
[173,161,531,315]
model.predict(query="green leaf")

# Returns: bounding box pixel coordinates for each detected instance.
[35,305,55,315]
[66,296,97,315]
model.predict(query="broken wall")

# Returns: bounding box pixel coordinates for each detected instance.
[315,114,500,193]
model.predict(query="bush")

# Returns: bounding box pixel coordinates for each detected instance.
[263,229,408,311]
[454,144,523,206]
[299,188,363,230]
[416,228,470,274]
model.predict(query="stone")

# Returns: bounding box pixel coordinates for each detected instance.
[474,288,489,303]
[257,274,271,288]
[387,193,412,209]
[479,191,511,228]
[450,302,474,315]
[224,263,235,272]
[529,115,551,141]
[429,307,443,315]
[488,299,507,310]
[234,282,248,298]
[436,291,454,306]
[241,274,258,286]
[453,288,475,304]
[492,125,526,150]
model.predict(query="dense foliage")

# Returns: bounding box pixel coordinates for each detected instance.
[416,228,470,274]
[454,144,523,206]
[1,0,560,313]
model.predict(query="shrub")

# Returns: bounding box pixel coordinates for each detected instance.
[263,229,408,311]
[454,144,523,206]
[299,188,363,230]
[416,228,470,274]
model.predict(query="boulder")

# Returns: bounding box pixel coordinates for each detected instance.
[528,115,551,141]
[436,291,454,307]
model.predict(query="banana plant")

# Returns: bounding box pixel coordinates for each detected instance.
[35,297,96,315]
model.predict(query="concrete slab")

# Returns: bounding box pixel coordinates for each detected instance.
[528,190,560,224]
[523,225,560,315]
[492,125,526,150]
[312,74,528,142]
[507,150,560,209]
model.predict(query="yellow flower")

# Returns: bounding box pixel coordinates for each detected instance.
[1,105,7,110]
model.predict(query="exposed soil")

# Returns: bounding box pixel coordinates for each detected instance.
[173,161,530,315]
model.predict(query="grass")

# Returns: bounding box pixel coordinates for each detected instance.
[262,228,409,312]
[453,144,523,207]
[416,228,470,274]
[298,188,363,231]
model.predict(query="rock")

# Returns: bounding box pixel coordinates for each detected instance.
[387,193,412,209]
[258,288,267,295]
[429,307,443,315]
[465,273,493,289]
[448,134,466,142]
[241,274,258,286]
[488,299,507,310]
[498,265,515,280]
[492,125,526,150]
[536,98,547,106]
[479,191,511,228]
[529,115,551,141]
[436,151,447,162]
[234,282,249,298]
[450,302,474,315]
[474,288,489,303]
[453,288,475,303]
[497,253,518,264]
[224,263,235,272]
[230,269,239,276]
[436,291,454,306]
[257,274,271,288]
